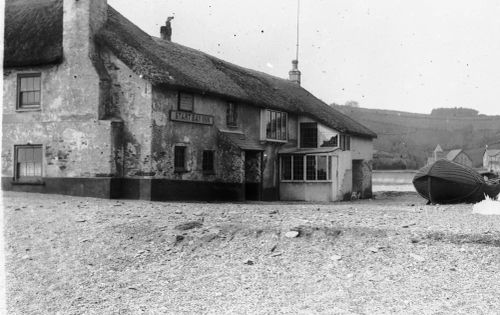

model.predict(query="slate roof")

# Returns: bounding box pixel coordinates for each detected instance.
[219,132,265,151]
[4,1,377,139]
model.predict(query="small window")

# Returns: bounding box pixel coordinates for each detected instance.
[15,145,43,182]
[340,134,351,151]
[178,92,194,112]
[202,150,214,173]
[174,146,186,172]
[292,155,304,180]
[17,73,41,110]
[300,123,318,148]
[265,110,287,141]
[226,103,238,127]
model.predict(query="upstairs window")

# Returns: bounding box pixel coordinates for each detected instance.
[174,146,186,172]
[300,123,318,148]
[340,134,351,151]
[15,145,43,182]
[178,92,194,112]
[17,73,41,110]
[202,150,215,173]
[265,110,287,141]
[226,102,238,127]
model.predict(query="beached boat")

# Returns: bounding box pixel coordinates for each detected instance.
[412,159,500,204]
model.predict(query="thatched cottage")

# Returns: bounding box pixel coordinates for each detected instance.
[3,0,376,201]
[427,145,473,168]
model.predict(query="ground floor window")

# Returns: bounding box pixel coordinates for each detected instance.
[174,146,186,172]
[202,150,215,173]
[281,154,331,181]
[15,145,43,181]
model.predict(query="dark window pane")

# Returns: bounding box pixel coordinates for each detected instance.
[306,156,316,180]
[328,156,332,180]
[226,103,237,127]
[281,155,292,180]
[292,155,304,180]
[174,146,186,170]
[317,156,327,180]
[202,150,214,172]
[300,123,318,148]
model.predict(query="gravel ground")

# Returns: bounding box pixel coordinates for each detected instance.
[4,191,500,314]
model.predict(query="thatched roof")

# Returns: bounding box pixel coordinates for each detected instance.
[4,0,375,138]
[97,6,376,139]
[4,0,63,67]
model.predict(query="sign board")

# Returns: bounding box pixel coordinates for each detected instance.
[170,110,214,125]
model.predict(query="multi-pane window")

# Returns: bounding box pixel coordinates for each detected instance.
[265,110,287,141]
[178,92,194,112]
[281,155,331,181]
[174,146,186,172]
[340,134,351,151]
[300,123,318,148]
[15,145,43,181]
[226,103,238,127]
[17,74,41,109]
[202,150,214,173]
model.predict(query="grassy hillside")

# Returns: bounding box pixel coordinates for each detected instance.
[332,105,500,169]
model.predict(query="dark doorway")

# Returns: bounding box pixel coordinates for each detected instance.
[352,159,363,197]
[244,151,262,200]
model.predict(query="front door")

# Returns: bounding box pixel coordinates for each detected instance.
[244,151,262,200]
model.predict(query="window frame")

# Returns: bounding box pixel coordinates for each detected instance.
[16,73,42,111]
[14,144,44,183]
[178,92,194,112]
[174,146,187,172]
[226,102,238,127]
[264,109,288,142]
[280,154,332,182]
[202,150,215,174]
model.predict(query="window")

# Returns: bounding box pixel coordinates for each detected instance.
[202,150,214,173]
[17,73,41,110]
[340,134,351,151]
[281,155,292,180]
[300,123,318,148]
[321,135,338,147]
[292,155,304,180]
[226,103,238,127]
[281,154,331,181]
[178,92,194,112]
[174,146,186,172]
[15,145,43,182]
[265,110,287,141]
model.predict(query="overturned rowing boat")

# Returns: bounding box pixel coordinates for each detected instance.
[412,159,500,204]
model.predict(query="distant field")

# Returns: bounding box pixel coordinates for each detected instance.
[373,170,416,192]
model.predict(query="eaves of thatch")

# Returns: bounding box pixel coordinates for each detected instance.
[4,0,63,68]
[97,6,377,139]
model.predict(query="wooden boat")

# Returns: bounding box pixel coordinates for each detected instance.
[412,159,500,204]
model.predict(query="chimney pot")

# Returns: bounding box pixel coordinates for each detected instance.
[160,16,174,41]
[289,59,301,85]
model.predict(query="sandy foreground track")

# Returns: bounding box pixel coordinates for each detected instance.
[4,191,500,314]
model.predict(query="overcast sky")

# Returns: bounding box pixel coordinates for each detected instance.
[109,0,500,116]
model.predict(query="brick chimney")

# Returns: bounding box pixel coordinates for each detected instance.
[289,59,301,85]
[160,17,174,41]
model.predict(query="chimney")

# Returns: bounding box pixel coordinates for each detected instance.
[289,59,301,85]
[160,16,174,41]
